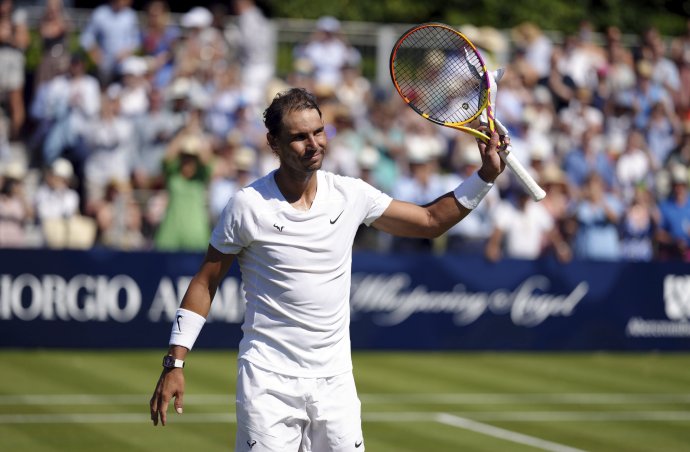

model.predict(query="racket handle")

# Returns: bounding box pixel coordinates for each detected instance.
[499,148,546,201]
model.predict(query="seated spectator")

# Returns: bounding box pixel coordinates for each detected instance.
[80,93,136,212]
[34,158,79,222]
[646,100,681,168]
[0,160,32,247]
[485,183,570,262]
[620,185,660,262]
[293,16,360,92]
[539,163,576,254]
[444,144,499,255]
[656,164,690,261]
[209,144,257,222]
[390,139,447,253]
[131,86,187,189]
[205,63,246,140]
[563,129,616,191]
[154,133,213,252]
[334,62,372,121]
[616,128,654,203]
[93,179,146,250]
[572,172,623,261]
[175,6,229,78]
[37,52,101,166]
[108,56,151,119]
[34,158,96,249]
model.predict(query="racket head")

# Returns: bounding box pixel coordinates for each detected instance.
[390,23,491,129]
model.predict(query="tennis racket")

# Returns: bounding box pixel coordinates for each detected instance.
[390,22,546,201]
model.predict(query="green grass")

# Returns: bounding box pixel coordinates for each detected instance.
[1,350,690,451]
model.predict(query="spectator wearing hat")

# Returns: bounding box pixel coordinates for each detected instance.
[656,164,690,261]
[34,158,79,223]
[294,16,361,91]
[175,6,228,77]
[109,56,151,119]
[154,133,213,252]
[351,145,387,251]
[511,22,553,81]
[390,131,447,253]
[539,163,575,261]
[209,144,257,223]
[629,59,673,130]
[34,157,96,249]
[0,160,32,247]
[79,0,141,85]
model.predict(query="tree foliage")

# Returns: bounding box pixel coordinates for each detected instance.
[266,0,689,35]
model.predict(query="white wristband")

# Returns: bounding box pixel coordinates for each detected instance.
[453,172,493,210]
[169,308,206,350]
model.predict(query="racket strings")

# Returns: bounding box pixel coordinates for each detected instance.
[393,26,487,124]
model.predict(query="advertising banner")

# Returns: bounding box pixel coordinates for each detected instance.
[1,249,689,350]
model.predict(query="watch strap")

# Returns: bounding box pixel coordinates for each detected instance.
[162,355,185,369]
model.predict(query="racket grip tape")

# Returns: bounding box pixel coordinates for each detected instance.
[498,148,546,202]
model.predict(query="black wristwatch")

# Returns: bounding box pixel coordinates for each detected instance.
[162,355,185,369]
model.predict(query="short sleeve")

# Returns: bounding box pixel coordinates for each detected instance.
[354,178,393,226]
[209,190,254,254]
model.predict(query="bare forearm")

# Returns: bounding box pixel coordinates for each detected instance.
[374,193,471,239]
[180,277,216,318]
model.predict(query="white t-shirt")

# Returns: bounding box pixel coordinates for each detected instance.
[210,170,392,377]
[493,199,554,259]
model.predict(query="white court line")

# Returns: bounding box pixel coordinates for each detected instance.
[361,393,690,404]
[2,411,690,424]
[436,413,586,452]
[2,393,690,405]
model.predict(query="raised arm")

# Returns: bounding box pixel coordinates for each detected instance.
[373,131,506,238]
[149,245,235,426]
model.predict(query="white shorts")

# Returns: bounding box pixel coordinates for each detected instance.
[234,359,364,452]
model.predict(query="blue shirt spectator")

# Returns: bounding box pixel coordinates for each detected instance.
[563,131,617,189]
[657,165,690,260]
[79,0,140,84]
[573,173,623,260]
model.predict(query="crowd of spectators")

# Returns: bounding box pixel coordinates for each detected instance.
[0,0,689,262]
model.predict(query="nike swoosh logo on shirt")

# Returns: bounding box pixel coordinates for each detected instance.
[330,210,344,224]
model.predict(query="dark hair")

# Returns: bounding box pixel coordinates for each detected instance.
[263,88,322,137]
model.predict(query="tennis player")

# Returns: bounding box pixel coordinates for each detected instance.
[150,88,506,451]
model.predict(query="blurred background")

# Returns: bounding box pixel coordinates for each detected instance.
[1,1,690,450]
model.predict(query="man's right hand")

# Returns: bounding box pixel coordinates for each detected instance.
[149,368,185,426]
